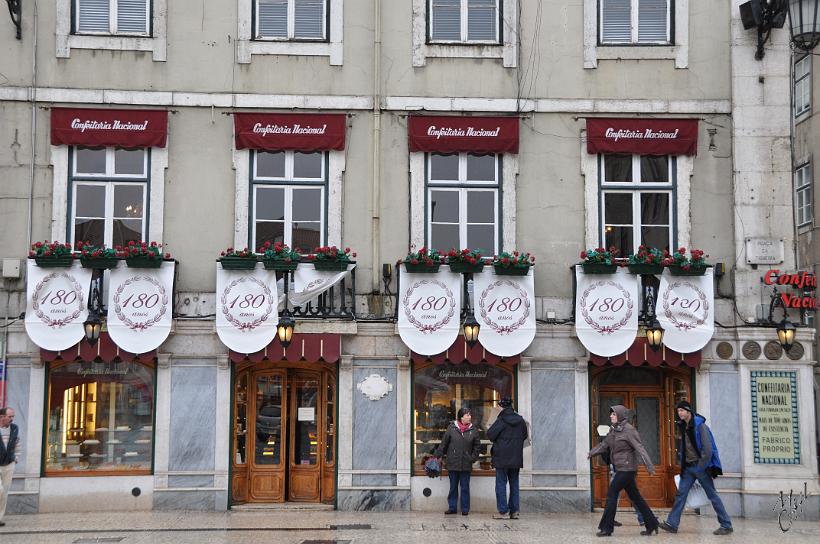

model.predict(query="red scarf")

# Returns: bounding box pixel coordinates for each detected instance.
[456,421,471,433]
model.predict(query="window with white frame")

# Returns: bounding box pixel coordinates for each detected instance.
[795,55,811,117]
[69,147,149,248]
[74,0,151,35]
[251,150,326,251]
[255,0,327,41]
[601,154,674,255]
[796,161,813,227]
[600,0,670,45]
[427,153,499,254]
[429,0,500,44]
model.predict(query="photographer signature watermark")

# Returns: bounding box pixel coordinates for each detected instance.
[772,482,810,532]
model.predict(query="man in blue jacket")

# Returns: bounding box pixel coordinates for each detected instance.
[487,397,528,520]
[660,401,733,536]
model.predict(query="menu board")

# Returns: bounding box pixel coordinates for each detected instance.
[751,371,800,464]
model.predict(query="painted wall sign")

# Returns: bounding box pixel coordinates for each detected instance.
[25,260,92,351]
[586,118,699,156]
[408,115,519,153]
[51,108,168,148]
[751,371,800,464]
[234,113,346,151]
[745,237,785,265]
[762,270,818,310]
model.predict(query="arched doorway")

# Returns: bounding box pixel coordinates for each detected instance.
[590,365,693,508]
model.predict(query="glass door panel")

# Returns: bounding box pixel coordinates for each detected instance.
[255,374,284,465]
[634,395,661,465]
[292,377,319,466]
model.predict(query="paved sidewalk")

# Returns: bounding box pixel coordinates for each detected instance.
[0,510,818,544]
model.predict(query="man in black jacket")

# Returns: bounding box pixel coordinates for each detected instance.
[488,397,528,519]
[0,407,20,527]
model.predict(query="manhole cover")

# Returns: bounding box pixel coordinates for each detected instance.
[73,539,125,544]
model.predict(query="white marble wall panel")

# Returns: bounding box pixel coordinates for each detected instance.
[531,368,576,470]
[352,366,397,470]
[168,365,217,471]
[709,370,742,473]
[5,361,30,474]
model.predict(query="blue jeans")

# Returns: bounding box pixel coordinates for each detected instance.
[447,470,471,512]
[495,468,520,514]
[666,466,733,530]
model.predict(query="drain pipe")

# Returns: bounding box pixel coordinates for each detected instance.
[371,0,382,296]
[26,1,39,248]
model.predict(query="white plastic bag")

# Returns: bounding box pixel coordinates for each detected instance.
[674,474,710,509]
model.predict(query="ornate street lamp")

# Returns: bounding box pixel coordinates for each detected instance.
[776,319,797,351]
[277,311,295,348]
[787,0,820,51]
[645,318,665,352]
[463,313,480,347]
[83,274,104,345]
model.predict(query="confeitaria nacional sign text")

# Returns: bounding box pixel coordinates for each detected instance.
[763,270,818,309]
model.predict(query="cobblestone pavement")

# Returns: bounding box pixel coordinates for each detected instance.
[0,510,818,544]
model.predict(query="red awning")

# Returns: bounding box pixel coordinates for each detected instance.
[586,118,698,156]
[51,108,168,148]
[229,333,341,363]
[40,332,157,363]
[234,113,346,152]
[408,115,519,154]
[411,337,520,365]
[589,338,701,368]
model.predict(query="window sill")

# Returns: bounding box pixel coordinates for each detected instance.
[413,43,510,66]
[795,110,812,124]
[238,40,342,66]
[597,45,677,60]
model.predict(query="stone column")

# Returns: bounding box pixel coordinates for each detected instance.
[214,355,231,509]
[337,355,354,488]
[574,357,591,489]
[153,353,172,490]
[24,356,45,495]
[518,357,533,487]
[396,356,411,487]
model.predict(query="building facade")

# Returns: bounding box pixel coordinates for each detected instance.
[0,1,818,518]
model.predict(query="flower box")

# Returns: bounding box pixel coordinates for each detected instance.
[627,264,664,275]
[668,266,708,276]
[582,263,618,274]
[220,257,258,270]
[449,261,485,274]
[313,261,349,271]
[404,263,441,273]
[33,256,74,268]
[126,256,164,269]
[81,257,120,270]
[494,265,531,276]
[263,260,298,271]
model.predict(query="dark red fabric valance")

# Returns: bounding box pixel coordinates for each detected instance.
[411,337,520,365]
[40,332,157,363]
[234,113,346,152]
[589,338,701,368]
[229,333,341,363]
[586,118,698,156]
[408,115,519,154]
[51,108,168,148]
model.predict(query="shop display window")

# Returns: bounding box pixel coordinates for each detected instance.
[413,362,513,475]
[45,360,155,475]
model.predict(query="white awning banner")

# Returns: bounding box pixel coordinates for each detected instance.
[216,263,279,354]
[291,264,354,307]
[398,267,462,356]
[656,269,714,353]
[474,268,536,357]
[107,261,175,353]
[575,266,639,357]
[25,260,92,351]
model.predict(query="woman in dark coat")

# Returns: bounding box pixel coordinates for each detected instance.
[434,407,481,515]
[587,405,660,537]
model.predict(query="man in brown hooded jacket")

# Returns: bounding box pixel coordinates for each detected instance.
[588,405,659,537]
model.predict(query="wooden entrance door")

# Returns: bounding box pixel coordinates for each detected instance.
[231,364,336,504]
[591,365,685,509]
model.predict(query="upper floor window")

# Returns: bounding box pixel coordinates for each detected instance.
[74,0,151,36]
[600,0,670,45]
[427,153,499,254]
[795,55,811,117]
[601,153,674,254]
[796,161,813,227]
[70,147,149,248]
[251,150,326,251]
[429,0,500,44]
[255,0,327,41]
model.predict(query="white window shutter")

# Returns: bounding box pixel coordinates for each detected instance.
[117,0,149,34]
[637,0,669,43]
[467,0,497,42]
[78,0,111,33]
[431,0,461,41]
[601,0,631,43]
[257,0,288,38]
[294,0,325,39]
